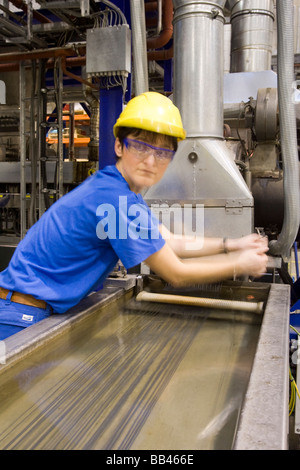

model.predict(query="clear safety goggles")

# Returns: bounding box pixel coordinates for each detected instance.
[123,138,175,163]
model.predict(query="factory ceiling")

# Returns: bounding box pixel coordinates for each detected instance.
[0,0,120,52]
[0,1,172,92]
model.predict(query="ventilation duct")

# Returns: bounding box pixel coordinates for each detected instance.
[144,0,253,239]
[229,0,275,73]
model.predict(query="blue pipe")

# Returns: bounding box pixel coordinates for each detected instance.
[98,87,123,170]
[294,242,299,279]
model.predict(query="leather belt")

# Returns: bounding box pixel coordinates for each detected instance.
[0,287,47,309]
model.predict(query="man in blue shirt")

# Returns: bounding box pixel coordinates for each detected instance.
[0,92,268,339]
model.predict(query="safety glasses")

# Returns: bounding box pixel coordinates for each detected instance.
[123,138,176,163]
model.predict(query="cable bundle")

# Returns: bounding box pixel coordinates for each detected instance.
[289,325,300,416]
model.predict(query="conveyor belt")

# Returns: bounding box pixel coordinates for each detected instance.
[0,279,290,450]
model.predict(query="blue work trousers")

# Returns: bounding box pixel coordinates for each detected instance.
[0,291,52,340]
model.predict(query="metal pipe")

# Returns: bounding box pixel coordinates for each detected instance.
[148,44,173,61]
[228,0,275,72]
[0,55,87,73]
[173,0,226,139]
[268,0,300,260]
[83,72,99,162]
[19,62,26,239]
[147,0,173,50]
[61,57,98,90]
[136,291,264,313]
[130,0,149,95]
[57,57,64,200]
[8,0,52,23]
[0,46,76,63]
[145,1,162,35]
[157,0,163,35]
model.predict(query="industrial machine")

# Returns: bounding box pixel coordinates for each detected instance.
[0,276,290,450]
[0,0,298,450]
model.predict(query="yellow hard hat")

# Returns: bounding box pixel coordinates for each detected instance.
[113,92,186,141]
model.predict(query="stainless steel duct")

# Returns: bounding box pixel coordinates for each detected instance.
[228,0,275,73]
[173,0,225,139]
[144,0,253,239]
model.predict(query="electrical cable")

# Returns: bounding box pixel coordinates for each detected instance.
[289,324,300,415]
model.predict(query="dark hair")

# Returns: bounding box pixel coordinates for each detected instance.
[115,127,178,152]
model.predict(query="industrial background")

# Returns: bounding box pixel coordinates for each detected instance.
[0,0,299,451]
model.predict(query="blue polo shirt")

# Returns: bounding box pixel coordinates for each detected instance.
[0,166,165,313]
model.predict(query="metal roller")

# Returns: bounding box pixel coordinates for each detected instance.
[136,291,264,314]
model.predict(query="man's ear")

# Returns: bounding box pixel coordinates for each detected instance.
[114,138,123,158]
